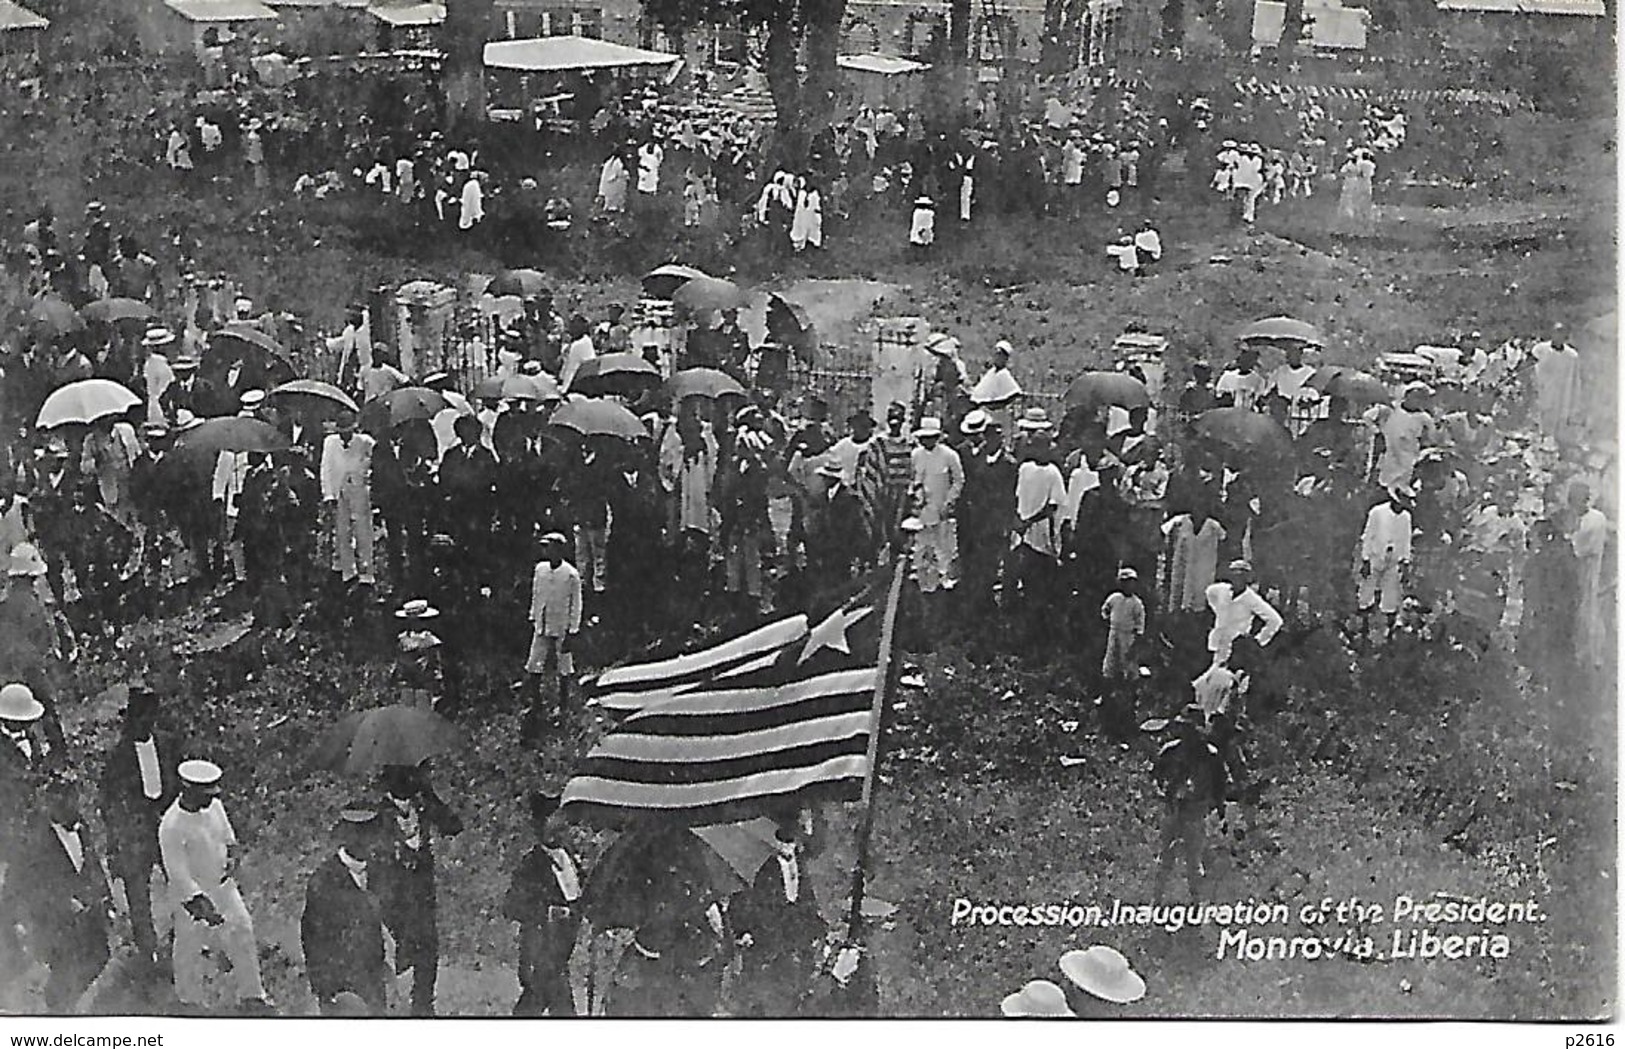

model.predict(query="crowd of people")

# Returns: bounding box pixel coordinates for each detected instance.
[0,26,1609,1020]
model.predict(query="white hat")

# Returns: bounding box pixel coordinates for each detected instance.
[913,416,944,438]
[8,542,46,578]
[178,759,223,785]
[1016,407,1053,432]
[914,195,935,207]
[142,327,177,348]
[960,409,990,435]
[993,340,1014,356]
[1106,189,1121,207]
[394,598,440,620]
[923,333,959,357]
[239,389,266,409]
[0,683,43,722]
[1117,566,1138,581]
[1000,979,1075,1017]
[1059,946,1146,1004]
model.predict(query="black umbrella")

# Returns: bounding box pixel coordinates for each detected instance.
[766,293,818,363]
[569,353,661,397]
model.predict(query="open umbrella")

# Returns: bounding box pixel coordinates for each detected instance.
[82,298,154,325]
[360,387,449,434]
[170,417,289,471]
[1239,316,1326,346]
[582,819,774,929]
[207,325,296,389]
[689,817,780,886]
[486,268,548,299]
[766,293,818,363]
[36,379,141,429]
[1062,371,1150,413]
[643,263,710,300]
[267,379,359,416]
[306,703,464,776]
[665,367,746,402]
[29,295,83,335]
[550,397,647,441]
[672,276,747,313]
[569,353,661,398]
[1194,407,1292,455]
[1308,366,1389,406]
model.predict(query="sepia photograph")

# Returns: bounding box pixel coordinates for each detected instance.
[0,0,1614,1026]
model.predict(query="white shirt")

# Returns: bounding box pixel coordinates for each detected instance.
[775,851,800,903]
[1216,368,1268,411]
[1270,363,1317,402]
[1360,502,1413,567]
[826,437,870,486]
[159,798,237,904]
[1192,662,1238,716]
[560,335,596,391]
[338,847,368,892]
[637,144,663,193]
[1014,460,1067,555]
[1133,228,1163,260]
[1205,582,1283,656]
[135,736,163,799]
[910,443,963,527]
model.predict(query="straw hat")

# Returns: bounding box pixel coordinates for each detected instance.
[178,759,223,786]
[394,598,440,621]
[0,683,43,722]
[913,416,944,438]
[1059,946,1145,1004]
[1016,407,1053,432]
[142,327,177,348]
[960,409,990,435]
[1000,979,1076,1017]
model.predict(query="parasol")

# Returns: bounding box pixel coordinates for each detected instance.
[550,397,648,440]
[1062,371,1150,413]
[665,367,746,402]
[1193,407,1293,455]
[1238,316,1326,347]
[486,268,548,299]
[36,379,141,429]
[642,263,710,300]
[474,374,562,401]
[206,325,296,389]
[672,276,747,313]
[306,703,464,776]
[582,819,773,929]
[360,387,449,434]
[170,417,290,471]
[1308,366,1389,406]
[29,295,83,335]
[765,293,818,363]
[569,353,661,397]
[267,379,359,415]
[82,298,154,325]
[971,368,1023,408]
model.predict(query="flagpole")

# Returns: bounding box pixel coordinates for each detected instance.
[846,528,914,935]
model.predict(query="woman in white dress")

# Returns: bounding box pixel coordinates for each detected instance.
[1337,148,1376,227]
[597,152,629,214]
[790,179,823,253]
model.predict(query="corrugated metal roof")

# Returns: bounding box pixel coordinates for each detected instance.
[1437,0,1603,14]
[837,52,931,76]
[164,0,279,21]
[264,0,370,9]
[483,35,679,71]
[368,1,445,24]
[0,0,48,30]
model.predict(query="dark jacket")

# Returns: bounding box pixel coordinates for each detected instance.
[98,722,183,861]
[301,853,387,1006]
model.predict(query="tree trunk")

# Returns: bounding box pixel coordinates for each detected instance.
[442,0,496,130]
[948,0,972,112]
[764,9,803,138]
[801,0,847,132]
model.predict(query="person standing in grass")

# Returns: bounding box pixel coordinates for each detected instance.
[1100,566,1146,741]
[524,533,582,736]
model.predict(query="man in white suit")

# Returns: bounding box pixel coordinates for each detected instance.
[321,416,377,587]
[158,759,269,1011]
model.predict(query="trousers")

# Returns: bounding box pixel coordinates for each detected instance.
[913,521,956,594]
[171,880,266,1007]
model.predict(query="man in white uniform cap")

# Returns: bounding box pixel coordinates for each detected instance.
[159,758,269,1011]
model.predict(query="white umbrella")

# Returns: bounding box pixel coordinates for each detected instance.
[36,379,141,429]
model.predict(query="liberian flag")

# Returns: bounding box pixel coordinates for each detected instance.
[562,581,890,826]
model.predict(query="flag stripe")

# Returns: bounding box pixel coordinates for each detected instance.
[578,734,869,784]
[623,688,872,738]
[559,778,864,829]
[564,753,870,807]
[591,710,875,763]
[591,614,809,695]
[621,667,877,721]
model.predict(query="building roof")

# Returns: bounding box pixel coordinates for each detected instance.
[263,0,371,8]
[0,0,47,30]
[483,35,679,72]
[1436,0,1602,14]
[368,1,445,24]
[837,52,931,76]
[164,0,279,21]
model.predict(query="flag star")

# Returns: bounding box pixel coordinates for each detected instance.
[799,605,873,664]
